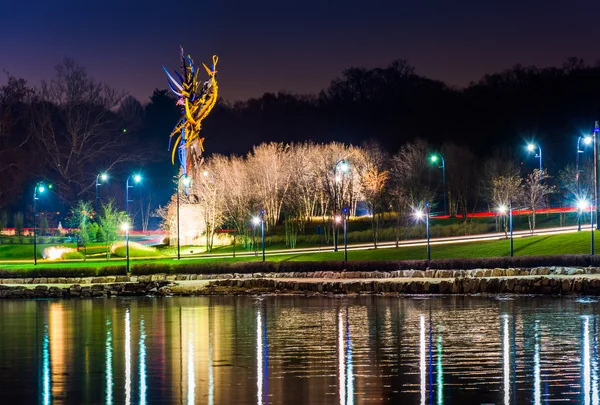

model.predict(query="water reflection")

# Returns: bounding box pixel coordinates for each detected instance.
[139,317,147,405]
[8,297,600,404]
[582,315,600,405]
[420,314,426,405]
[503,315,509,405]
[534,321,541,405]
[42,323,50,405]
[436,334,443,405]
[124,308,131,405]
[106,319,113,405]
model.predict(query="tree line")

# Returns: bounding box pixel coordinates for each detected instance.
[2,56,600,227]
[158,139,588,251]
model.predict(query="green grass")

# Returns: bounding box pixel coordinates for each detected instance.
[0,230,597,271]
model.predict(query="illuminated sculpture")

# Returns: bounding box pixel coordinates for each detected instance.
[164,47,219,178]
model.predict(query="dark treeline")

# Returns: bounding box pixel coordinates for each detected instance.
[1,56,600,228]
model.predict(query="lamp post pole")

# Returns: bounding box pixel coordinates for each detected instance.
[333,160,349,252]
[124,223,130,274]
[33,182,43,265]
[342,207,349,263]
[440,157,446,217]
[431,154,447,216]
[591,201,595,255]
[175,174,190,260]
[594,121,600,230]
[426,202,431,264]
[578,137,583,231]
[509,198,513,257]
[260,210,265,262]
[125,174,141,273]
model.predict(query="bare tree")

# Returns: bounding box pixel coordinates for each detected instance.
[30,58,144,203]
[490,175,523,235]
[389,139,433,245]
[519,169,555,232]
[359,141,389,247]
[246,143,293,228]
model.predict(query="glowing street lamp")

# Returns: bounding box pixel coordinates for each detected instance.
[333,160,350,252]
[414,202,431,264]
[577,136,593,231]
[95,172,108,212]
[33,182,51,265]
[526,142,542,172]
[578,198,595,255]
[252,211,265,261]
[125,173,142,218]
[176,174,191,260]
[498,200,513,257]
[122,222,131,274]
[430,154,446,216]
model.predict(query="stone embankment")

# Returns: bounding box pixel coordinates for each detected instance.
[2,266,600,298]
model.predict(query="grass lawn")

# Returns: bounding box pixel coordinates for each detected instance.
[0,230,597,271]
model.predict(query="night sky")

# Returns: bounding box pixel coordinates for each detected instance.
[1,0,599,102]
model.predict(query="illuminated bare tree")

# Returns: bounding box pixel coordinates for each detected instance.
[519,169,555,232]
[490,175,523,235]
[246,142,293,228]
[389,139,434,245]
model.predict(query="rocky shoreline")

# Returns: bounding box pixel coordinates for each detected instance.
[1,266,600,298]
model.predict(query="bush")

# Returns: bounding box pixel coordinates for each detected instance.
[132,263,174,275]
[112,242,161,258]
[61,251,84,260]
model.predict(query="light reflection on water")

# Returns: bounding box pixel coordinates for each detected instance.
[3,296,600,404]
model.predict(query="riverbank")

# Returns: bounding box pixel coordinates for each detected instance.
[2,266,600,298]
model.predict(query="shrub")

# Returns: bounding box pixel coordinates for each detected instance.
[112,242,161,258]
[132,263,174,275]
[61,251,84,260]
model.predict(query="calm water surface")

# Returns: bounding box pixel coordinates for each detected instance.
[0,295,599,404]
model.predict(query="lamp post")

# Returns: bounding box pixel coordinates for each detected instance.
[579,199,594,255]
[95,172,108,213]
[252,212,265,261]
[594,121,600,230]
[33,182,50,265]
[260,210,265,262]
[415,202,431,264]
[577,136,592,231]
[527,143,543,172]
[498,200,513,257]
[124,174,141,273]
[342,207,349,263]
[176,174,191,260]
[430,154,446,216]
[509,198,513,257]
[125,174,142,218]
[122,222,130,274]
[333,159,349,252]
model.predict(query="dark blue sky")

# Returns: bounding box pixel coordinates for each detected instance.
[1,0,599,101]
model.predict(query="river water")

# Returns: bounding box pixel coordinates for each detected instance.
[0,295,598,404]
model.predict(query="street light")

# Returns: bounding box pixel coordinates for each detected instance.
[414,202,431,264]
[125,173,142,218]
[498,200,513,257]
[576,136,593,231]
[122,222,131,274]
[252,211,265,261]
[577,199,595,255]
[526,142,542,172]
[333,159,350,252]
[430,154,447,216]
[33,182,51,265]
[95,172,108,213]
[176,175,191,260]
[341,207,349,263]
